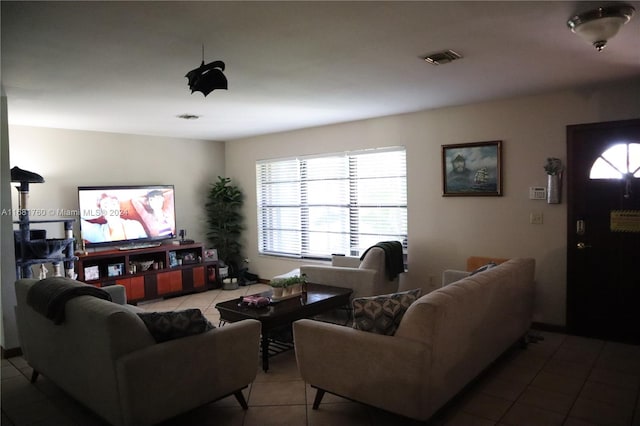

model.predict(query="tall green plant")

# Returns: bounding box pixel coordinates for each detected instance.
[206,176,244,273]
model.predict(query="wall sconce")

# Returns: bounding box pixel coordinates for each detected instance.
[544,158,563,204]
[567,4,635,51]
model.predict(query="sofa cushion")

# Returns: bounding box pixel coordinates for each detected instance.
[137,309,215,343]
[469,262,497,276]
[352,288,421,335]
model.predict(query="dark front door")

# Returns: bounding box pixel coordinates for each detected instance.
[567,118,640,344]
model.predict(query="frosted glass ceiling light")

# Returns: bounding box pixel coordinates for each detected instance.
[567,4,635,51]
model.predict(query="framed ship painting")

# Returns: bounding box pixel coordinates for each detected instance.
[442,141,502,196]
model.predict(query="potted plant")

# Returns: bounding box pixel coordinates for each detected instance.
[270,274,306,298]
[206,176,244,281]
[269,278,286,298]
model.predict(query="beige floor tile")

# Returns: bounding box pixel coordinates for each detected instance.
[600,340,640,358]
[159,404,246,426]
[570,396,635,426]
[137,299,183,311]
[504,349,547,371]
[529,371,585,398]
[542,358,592,381]
[7,357,29,369]
[588,367,640,391]
[248,380,306,406]
[517,385,575,414]
[476,376,527,401]
[500,401,565,426]
[523,332,565,357]
[552,345,600,367]
[562,335,605,351]
[1,376,49,410]
[258,353,301,380]
[579,380,638,409]
[307,402,370,426]
[244,405,307,426]
[442,411,497,426]
[247,283,273,293]
[304,384,354,406]
[596,354,640,375]
[460,392,512,422]
[559,417,599,426]
[1,365,23,380]
[493,363,539,385]
[2,398,75,426]
[216,288,250,302]
[366,406,422,426]
[4,294,636,426]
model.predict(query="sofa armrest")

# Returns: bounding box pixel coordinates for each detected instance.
[299,265,377,299]
[116,319,261,426]
[331,255,361,268]
[293,319,427,411]
[102,284,126,305]
[442,269,470,286]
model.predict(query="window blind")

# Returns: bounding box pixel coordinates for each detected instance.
[256,147,407,259]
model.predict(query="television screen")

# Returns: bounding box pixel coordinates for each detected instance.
[78,185,176,247]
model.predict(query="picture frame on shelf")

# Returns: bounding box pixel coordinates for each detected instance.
[168,251,178,268]
[204,248,218,261]
[442,140,502,196]
[107,263,125,277]
[84,265,100,281]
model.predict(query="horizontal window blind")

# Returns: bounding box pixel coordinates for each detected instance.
[257,147,407,259]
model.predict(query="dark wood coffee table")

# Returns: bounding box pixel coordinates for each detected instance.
[215,283,352,372]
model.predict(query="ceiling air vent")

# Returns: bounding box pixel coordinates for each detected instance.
[423,49,462,65]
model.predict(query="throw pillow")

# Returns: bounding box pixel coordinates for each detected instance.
[352,288,421,336]
[137,309,215,343]
[469,262,497,276]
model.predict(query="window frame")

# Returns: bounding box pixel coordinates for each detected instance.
[256,146,407,260]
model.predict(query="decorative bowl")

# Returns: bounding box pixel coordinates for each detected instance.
[137,260,154,271]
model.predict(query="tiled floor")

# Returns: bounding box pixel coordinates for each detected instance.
[2,283,640,426]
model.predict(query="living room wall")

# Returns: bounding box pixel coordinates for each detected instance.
[7,126,225,242]
[225,78,640,328]
[2,126,225,350]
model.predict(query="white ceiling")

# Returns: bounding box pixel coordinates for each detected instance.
[2,1,639,141]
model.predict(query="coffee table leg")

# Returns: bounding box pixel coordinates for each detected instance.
[261,334,270,372]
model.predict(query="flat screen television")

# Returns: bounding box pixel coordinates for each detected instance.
[78,185,177,248]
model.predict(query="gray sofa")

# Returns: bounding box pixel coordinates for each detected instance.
[293,258,535,422]
[15,278,261,426]
[300,247,402,299]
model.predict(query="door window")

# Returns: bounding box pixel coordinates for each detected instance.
[589,142,640,179]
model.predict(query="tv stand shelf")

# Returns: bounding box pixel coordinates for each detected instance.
[76,242,219,303]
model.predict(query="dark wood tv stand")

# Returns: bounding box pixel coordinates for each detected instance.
[75,242,219,303]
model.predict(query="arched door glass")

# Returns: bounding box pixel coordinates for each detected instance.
[589,143,640,179]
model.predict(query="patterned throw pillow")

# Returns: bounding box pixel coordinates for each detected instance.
[352,288,422,336]
[137,309,215,343]
[469,262,497,276]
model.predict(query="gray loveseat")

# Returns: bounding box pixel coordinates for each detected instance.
[15,278,261,426]
[294,258,535,422]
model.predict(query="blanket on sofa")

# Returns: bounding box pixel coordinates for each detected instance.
[360,241,405,280]
[27,277,111,324]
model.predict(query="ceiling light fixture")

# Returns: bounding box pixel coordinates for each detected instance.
[185,45,228,96]
[423,50,462,65]
[567,3,635,51]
